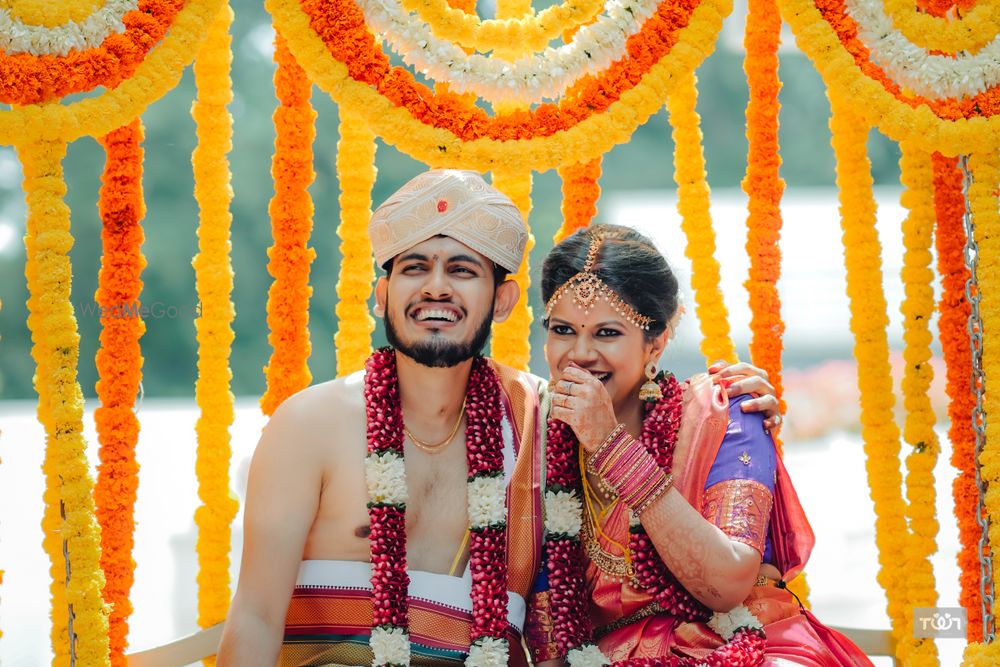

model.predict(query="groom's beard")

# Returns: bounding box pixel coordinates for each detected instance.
[384,301,495,368]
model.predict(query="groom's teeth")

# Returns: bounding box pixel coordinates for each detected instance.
[416,309,457,322]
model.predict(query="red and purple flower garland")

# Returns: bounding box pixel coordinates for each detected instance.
[544,372,767,666]
[364,348,511,666]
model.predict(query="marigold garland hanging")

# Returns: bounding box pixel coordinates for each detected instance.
[400,0,605,56]
[94,118,147,667]
[779,0,1000,156]
[191,2,239,638]
[489,169,534,371]
[665,71,736,365]
[0,0,227,146]
[362,0,663,105]
[896,141,939,666]
[4,0,104,27]
[1,0,138,58]
[914,0,975,16]
[266,0,732,171]
[18,138,110,666]
[883,0,998,53]
[828,93,910,657]
[0,0,182,106]
[21,139,69,664]
[555,158,602,243]
[961,149,1000,666]
[932,153,981,642]
[742,0,784,444]
[334,110,378,377]
[845,0,1000,101]
[17,131,60,656]
[262,33,316,415]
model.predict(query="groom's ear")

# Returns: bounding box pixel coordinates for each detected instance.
[374,276,388,318]
[491,279,521,323]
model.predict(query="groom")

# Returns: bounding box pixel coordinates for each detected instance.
[218,170,549,666]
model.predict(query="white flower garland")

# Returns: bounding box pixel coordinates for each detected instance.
[372,625,412,666]
[466,636,509,667]
[707,605,764,641]
[468,474,507,528]
[356,0,660,104]
[846,0,1000,99]
[567,643,611,667]
[366,451,409,506]
[0,0,137,57]
[544,489,584,536]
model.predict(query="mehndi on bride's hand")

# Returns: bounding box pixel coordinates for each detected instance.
[708,360,783,432]
[549,364,619,454]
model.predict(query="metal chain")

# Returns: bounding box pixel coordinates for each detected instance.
[961,154,995,642]
[61,500,78,665]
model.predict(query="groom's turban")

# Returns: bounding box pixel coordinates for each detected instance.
[369,169,528,274]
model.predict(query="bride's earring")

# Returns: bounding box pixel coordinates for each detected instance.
[638,362,662,402]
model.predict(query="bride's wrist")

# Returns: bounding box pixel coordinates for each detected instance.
[585,424,628,473]
[588,431,673,514]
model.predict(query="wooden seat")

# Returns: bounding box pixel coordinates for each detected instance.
[125,623,223,667]
[829,626,897,665]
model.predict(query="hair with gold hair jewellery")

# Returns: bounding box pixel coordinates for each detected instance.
[544,232,654,331]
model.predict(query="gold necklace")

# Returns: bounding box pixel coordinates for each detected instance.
[403,397,467,454]
[579,448,635,582]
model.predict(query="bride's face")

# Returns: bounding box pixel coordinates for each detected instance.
[544,296,656,412]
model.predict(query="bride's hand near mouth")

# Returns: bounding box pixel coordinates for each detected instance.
[549,364,619,454]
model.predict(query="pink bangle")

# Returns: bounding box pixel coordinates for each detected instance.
[595,437,672,512]
[632,473,673,515]
[587,424,629,474]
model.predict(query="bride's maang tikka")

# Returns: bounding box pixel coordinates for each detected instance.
[544,232,653,331]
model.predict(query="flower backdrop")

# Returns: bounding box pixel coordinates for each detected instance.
[0,0,999,663]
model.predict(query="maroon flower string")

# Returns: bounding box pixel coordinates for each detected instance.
[365,349,409,635]
[464,358,510,644]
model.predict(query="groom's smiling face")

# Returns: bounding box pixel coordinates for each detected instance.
[378,236,500,368]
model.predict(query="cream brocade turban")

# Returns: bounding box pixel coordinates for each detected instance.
[369,169,529,274]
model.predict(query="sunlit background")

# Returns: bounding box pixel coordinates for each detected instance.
[0,0,970,664]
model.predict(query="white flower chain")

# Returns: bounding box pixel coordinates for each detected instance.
[366,451,409,506]
[372,625,412,666]
[466,636,510,667]
[847,0,1000,99]
[706,605,764,641]
[355,0,660,104]
[468,474,507,528]
[567,643,611,667]
[0,0,138,57]
[544,489,584,536]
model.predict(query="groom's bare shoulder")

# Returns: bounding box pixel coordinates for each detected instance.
[256,371,366,461]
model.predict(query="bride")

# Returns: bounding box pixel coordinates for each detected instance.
[524,224,873,666]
